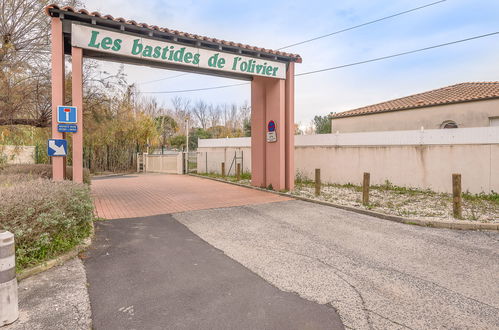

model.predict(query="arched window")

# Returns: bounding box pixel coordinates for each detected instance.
[441,120,458,129]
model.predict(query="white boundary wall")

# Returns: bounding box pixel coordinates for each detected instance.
[198,127,499,193]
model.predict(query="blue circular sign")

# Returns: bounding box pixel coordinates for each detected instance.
[268,120,276,132]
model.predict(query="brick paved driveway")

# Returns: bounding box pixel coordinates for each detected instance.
[92,173,290,219]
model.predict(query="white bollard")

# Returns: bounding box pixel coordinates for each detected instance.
[0,230,18,326]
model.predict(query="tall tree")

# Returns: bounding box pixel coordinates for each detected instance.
[171,96,191,133]
[208,104,221,128]
[239,101,251,137]
[312,115,332,134]
[0,0,82,126]
[191,99,209,129]
[155,115,178,148]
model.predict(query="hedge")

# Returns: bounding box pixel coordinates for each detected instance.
[0,173,94,271]
[0,164,91,184]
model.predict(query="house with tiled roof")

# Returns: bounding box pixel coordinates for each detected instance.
[329,82,499,132]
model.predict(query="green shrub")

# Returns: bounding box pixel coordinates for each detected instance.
[295,171,312,185]
[198,171,251,182]
[0,175,94,271]
[240,172,251,180]
[463,190,499,204]
[0,164,91,184]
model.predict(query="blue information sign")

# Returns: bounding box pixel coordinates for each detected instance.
[58,124,78,133]
[57,106,77,124]
[47,139,67,157]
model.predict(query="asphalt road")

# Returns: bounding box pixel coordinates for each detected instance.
[174,200,499,330]
[84,215,343,330]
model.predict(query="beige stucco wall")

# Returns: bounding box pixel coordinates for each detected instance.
[0,145,35,164]
[331,99,499,133]
[198,144,498,194]
[294,145,498,194]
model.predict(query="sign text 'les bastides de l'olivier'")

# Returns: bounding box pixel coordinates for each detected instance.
[72,24,287,79]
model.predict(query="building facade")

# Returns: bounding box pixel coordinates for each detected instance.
[330,82,499,133]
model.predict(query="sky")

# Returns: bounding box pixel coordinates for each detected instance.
[81,0,499,128]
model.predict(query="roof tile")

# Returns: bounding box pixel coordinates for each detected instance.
[331,82,499,118]
[45,4,302,63]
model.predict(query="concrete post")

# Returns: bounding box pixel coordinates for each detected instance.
[51,17,65,181]
[185,118,189,174]
[264,78,286,190]
[251,76,286,190]
[176,153,184,175]
[0,231,18,326]
[285,62,295,191]
[251,77,266,188]
[71,47,84,183]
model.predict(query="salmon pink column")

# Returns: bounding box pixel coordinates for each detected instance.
[51,17,65,181]
[251,77,266,187]
[265,78,286,190]
[72,47,84,183]
[251,76,287,191]
[285,62,295,190]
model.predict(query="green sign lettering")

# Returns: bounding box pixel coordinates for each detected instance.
[75,26,285,79]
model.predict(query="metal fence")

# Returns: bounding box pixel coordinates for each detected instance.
[196,149,246,175]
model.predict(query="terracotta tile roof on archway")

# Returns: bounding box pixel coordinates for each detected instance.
[331,82,499,118]
[45,4,302,63]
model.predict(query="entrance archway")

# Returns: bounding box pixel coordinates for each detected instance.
[45,5,301,190]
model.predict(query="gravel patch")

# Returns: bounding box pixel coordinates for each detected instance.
[195,174,498,224]
[291,183,498,223]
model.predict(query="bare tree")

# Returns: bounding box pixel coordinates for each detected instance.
[191,99,209,129]
[140,96,161,117]
[220,103,229,127]
[0,0,84,126]
[239,101,251,136]
[225,103,239,131]
[208,104,221,127]
[171,96,191,133]
[239,101,251,123]
[0,0,51,65]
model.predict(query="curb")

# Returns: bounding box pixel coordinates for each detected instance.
[189,174,499,232]
[17,221,95,281]
[91,172,136,179]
